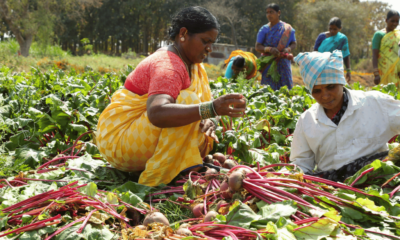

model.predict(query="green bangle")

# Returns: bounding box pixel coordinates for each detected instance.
[346,69,351,73]
[199,102,216,120]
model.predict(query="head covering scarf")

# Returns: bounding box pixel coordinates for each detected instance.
[294,50,346,91]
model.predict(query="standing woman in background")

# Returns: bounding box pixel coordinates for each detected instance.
[255,3,297,90]
[372,10,400,88]
[314,17,351,83]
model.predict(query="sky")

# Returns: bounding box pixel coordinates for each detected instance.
[362,0,400,12]
[381,0,400,11]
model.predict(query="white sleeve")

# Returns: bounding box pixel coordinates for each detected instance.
[377,92,400,134]
[290,116,316,173]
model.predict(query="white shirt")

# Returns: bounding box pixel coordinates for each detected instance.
[290,88,400,173]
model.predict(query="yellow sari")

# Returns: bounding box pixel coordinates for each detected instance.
[224,50,258,79]
[96,64,214,187]
[378,29,400,88]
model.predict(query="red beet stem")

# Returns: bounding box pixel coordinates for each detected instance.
[0,214,61,238]
[390,185,400,198]
[37,156,79,170]
[77,210,97,233]
[350,167,374,187]
[44,216,86,240]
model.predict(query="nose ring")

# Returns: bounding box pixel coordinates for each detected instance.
[206,47,211,51]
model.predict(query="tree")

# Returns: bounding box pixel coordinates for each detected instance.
[294,0,371,59]
[0,19,8,41]
[203,0,249,48]
[0,0,101,57]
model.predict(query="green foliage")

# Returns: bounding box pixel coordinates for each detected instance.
[0,39,68,58]
[216,200,261,228]
[210,75,313,165]
[0,57,400,239]
[0,66,122,157]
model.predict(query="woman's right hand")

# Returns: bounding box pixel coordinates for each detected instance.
[270,47,280,57]
[213,94,246,118]
[374,75,381,85]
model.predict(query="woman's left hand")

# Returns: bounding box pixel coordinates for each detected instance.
[200,119,219,143]
[346,72,351,84]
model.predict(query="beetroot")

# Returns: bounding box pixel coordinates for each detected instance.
[204,210,218,222]
[280,52,294,60]
[228,170,246,192]
[205,168,218,181]
[203,155,213,164]
[220,181,232,199]
[213,160,222,167]
[216,200,227,212]
[135,225,147,230]
[213,153,226,164]
[143,212,169,226]
[233,167,253,175]
[176,227,192,236]
[192,204,205,217]
[223,160,236,169]
[179,223,191,228]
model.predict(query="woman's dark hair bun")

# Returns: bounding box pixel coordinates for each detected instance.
[387,9,400,20]
[233,56,245,69]
[266,3,280,12]
[168,6,220,41]
[329,17,342,29]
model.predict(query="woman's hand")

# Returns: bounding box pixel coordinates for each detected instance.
[200,119,219,143]
[213,94,246,118]
[346,72,351,84]
[270,47,280,57]
[374,75,381,85]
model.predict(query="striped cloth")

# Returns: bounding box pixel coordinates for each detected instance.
[294,50,346,91]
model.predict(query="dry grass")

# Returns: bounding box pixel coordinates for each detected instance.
[0,47,375,88]
[0,50,145,74]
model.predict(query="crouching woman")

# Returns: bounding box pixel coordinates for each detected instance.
[96,7,246,186]
[290,50,400,182]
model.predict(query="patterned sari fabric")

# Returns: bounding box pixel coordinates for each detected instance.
[224,50,258,79]
[317,32,350,58]
[96,64,214,187]
[257,21,296,90]
[378,29,400,88]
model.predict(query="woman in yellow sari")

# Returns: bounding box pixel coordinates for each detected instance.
[372,10,400,87]
[224,50,258,80]
[96,7,246,187]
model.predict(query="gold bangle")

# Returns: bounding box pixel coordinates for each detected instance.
[264,47,271,53]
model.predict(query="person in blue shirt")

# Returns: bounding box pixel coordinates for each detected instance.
[224,50,257,80]
[314,17,351,83]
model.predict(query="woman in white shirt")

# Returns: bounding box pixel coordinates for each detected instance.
[291,50,400,182]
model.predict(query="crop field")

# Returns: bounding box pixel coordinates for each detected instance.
[1,66,400,239]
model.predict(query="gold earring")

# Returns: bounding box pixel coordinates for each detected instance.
[181,37,185,42]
